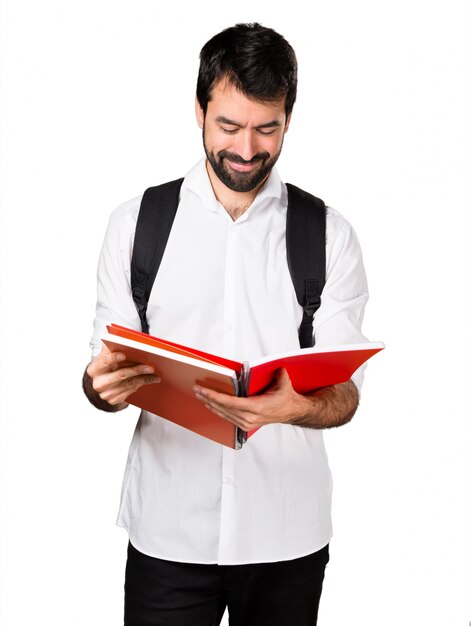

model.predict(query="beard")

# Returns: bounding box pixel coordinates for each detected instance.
[203,123,283,193]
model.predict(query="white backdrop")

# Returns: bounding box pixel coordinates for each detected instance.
[0,1,469,624]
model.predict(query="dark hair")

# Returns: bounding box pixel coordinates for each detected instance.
[196,23,297,118]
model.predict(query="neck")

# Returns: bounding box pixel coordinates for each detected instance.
[205,159,269,221]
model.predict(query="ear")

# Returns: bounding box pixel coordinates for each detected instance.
[195,96,204,129]
[284,113,292,133]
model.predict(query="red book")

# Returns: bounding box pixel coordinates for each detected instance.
[102,324,384,449]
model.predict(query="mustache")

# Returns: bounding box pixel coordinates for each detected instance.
[218,150,270,165]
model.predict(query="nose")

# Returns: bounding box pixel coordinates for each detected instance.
[234,130,258,162]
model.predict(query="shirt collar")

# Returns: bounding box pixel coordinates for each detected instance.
[182,156,284,213]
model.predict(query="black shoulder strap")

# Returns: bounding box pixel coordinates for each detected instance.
[130,177,184,334]
[286,183,326,348]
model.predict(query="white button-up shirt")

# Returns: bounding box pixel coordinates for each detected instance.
[90,157,369,565]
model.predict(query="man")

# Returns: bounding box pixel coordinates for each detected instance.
[83,22,369,626]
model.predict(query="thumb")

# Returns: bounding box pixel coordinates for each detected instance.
[276,367,292,387]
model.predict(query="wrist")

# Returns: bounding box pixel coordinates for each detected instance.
[286,391,320,425]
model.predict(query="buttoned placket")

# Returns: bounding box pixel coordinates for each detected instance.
[217,211,240,563]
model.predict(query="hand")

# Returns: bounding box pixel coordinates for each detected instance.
[86,344,161,409]
[193,368,309,431]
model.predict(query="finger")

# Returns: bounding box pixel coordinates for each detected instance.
[98,373,161,404]
[113,363,157,382]
[93,364,159,393]
[208,407,253,432]
[87,350,128,376]
[203,402,242,425]
[193,386,253,412]
[101,350,128,369]
[201,396,256,425]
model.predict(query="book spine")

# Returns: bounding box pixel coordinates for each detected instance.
[233,364,250,449]
[231,373,240,397]
[241,361,251,397]
[235,428,247,449]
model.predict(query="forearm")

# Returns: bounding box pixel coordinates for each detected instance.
[289,380,359,429]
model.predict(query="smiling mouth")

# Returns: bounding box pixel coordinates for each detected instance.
[226,159,260,172]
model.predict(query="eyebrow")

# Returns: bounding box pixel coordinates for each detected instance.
[215,115,282,129]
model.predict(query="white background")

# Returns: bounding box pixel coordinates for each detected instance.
[0,1,469,624]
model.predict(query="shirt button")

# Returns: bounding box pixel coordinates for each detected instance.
[223,476,231,485]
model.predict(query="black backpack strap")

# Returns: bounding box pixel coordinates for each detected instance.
[131,177,184,334]
[286,183,326,348]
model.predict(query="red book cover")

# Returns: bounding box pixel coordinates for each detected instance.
[246,344,383,395]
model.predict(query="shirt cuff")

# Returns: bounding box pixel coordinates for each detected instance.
[350,362,367,399]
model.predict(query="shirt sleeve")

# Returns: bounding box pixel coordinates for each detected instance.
[89,197,143,359]
[312,207,370,393]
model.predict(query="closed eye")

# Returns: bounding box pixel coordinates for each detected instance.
[220,126,277,136]
[257,129,276,136]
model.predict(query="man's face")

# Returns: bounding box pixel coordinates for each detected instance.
[195,78,291,193]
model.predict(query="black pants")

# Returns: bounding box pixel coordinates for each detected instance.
[124,541,329,626]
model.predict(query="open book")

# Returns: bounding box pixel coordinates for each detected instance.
[101,324,384,449]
